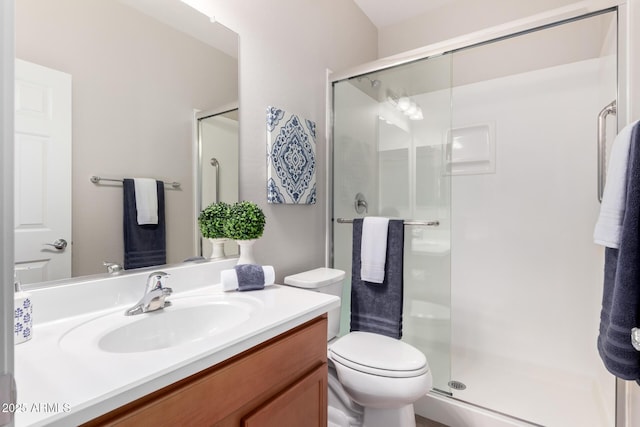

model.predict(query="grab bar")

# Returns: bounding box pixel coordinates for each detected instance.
[597,100,617,203]
[336,218,440,227]
[210,158,220,203]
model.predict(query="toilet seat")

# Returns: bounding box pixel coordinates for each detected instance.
[329,331,429,378]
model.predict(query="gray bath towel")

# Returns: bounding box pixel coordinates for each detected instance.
[350,218,404,339]
[598,122,640,381]
[123,179,166,270]
[234,264,266,291]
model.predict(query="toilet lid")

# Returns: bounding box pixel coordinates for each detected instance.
[329,332,429,378]
[284,267,345,288]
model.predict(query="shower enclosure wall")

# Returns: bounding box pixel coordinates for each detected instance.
[331,8,619,427]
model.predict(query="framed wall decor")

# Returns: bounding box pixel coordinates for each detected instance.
[266,106,316,204]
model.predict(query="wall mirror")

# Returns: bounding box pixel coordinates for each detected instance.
[14,0,239,285]
[197,106,239,258]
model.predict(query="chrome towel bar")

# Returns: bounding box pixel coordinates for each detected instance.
[597,100,617,203]
[336,218,440,227]
[90,175,181,189]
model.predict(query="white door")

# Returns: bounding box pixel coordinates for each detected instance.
[14,59,72,284]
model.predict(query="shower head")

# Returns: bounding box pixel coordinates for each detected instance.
[357,76,381,89]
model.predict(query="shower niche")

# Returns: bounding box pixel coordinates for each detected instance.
[446,122,495,175]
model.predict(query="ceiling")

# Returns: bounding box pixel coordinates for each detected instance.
[118,0,238,58]
[353,0,452,28]
[122,0,448,56]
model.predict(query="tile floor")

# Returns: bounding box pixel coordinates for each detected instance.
[416,415,449,427]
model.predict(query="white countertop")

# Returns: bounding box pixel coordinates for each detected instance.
[13,260,340,426]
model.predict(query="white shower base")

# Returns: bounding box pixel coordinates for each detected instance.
[416,392,537,427]
[416,352,614,427]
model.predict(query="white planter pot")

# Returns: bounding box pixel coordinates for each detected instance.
[236,239,257,265]
[208,238,228,259]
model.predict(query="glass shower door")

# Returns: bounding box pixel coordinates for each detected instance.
[332,8,618,427]
[332,53,453,392]
[448,10,617,426]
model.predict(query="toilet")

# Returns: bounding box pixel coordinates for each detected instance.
[284,267,432,427]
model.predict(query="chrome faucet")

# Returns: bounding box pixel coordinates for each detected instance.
[125,271,173,316]
[103,261,123,275]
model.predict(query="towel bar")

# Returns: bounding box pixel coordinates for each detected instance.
[90,176,181,189]
[336,218,439,227]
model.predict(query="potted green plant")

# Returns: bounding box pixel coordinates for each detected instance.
[224,201,266,264]
[198,201,231,259]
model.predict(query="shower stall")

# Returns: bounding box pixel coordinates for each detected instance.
[331,6,621,427]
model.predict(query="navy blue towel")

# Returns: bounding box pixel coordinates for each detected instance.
[350,218,404,339]
[234,264,266,291]
[598,122,640,381]
[123,179,166,270]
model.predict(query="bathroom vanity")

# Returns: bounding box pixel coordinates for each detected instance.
[13,259,339,426]
[84,316,328,427]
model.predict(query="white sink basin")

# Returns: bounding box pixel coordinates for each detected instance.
[59,294,262,354]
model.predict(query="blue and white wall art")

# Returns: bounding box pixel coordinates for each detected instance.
[266,106,317,204]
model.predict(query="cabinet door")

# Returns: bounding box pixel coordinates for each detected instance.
[242,364,327,427]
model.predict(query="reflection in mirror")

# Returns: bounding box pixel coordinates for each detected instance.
[14,0,238,285]
[197,107,239,258]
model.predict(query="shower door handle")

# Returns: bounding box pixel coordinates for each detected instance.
[597,100,617,203]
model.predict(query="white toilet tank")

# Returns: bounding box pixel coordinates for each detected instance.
[284,267,345,340]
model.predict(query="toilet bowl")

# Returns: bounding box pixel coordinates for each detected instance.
[284,268,432,427]
[330,332,432,408]
[327,362,364,427]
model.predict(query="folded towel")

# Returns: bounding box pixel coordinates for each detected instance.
[598,122,640,380]
[360,217,390,284]
[134,178,159,225]
[351,218,404,339]
[123,179,166,270]
[221,265,275,292]
[594,120,640,248]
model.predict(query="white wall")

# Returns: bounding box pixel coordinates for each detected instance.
[15,0,238,276]
[186,0,378,281]
[377,0,582,58]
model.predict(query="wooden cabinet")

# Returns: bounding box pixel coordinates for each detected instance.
[83,315,328,427]
[242,364,326,427]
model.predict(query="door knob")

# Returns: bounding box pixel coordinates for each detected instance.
[44,238,68,250]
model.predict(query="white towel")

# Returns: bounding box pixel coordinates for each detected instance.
[360,217,389,284]
[594,120,640,248]
[221,265,276,291]
[134,178,158,225]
